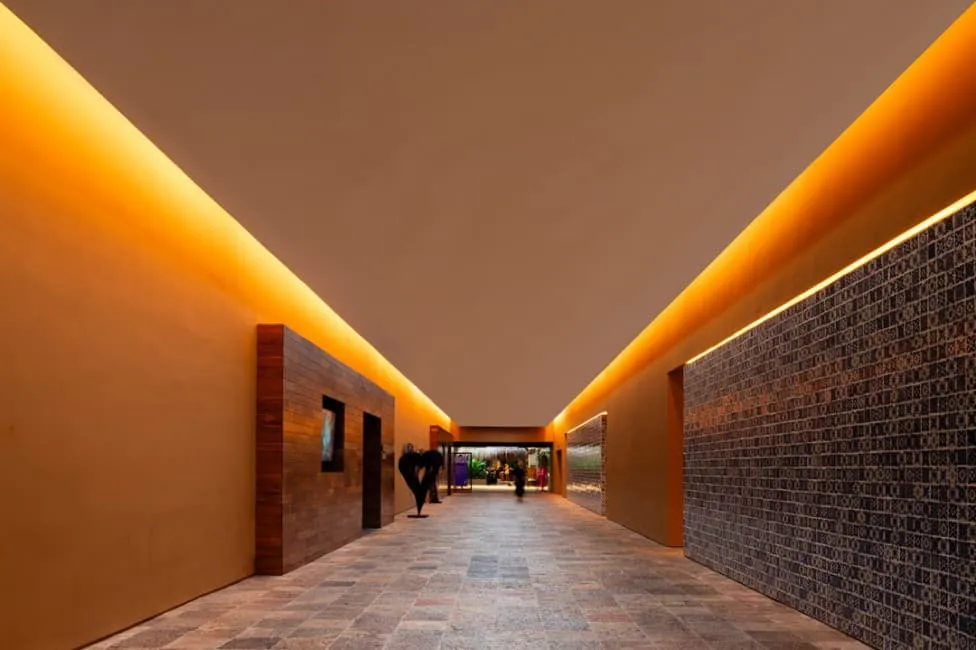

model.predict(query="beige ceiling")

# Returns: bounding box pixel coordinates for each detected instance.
[8,0,969,426]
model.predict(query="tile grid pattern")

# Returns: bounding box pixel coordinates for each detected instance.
[86,495,867,650]
[684,204,976,649]
[566,414,607,516]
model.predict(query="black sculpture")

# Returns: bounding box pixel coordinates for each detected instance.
[422,449,444,505]
[397,449,444,518]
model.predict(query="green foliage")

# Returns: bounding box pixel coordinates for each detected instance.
[469,458,487,479]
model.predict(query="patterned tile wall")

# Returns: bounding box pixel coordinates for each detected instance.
[684,203,976,650]
[566,414,607,516]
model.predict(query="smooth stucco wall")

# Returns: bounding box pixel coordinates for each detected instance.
[0,8,448,650]
[552,5,976,546]
[557,122,976,547]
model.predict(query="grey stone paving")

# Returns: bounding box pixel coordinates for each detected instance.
[87,493,869,650]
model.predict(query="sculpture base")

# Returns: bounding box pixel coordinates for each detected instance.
[407,514,429,519]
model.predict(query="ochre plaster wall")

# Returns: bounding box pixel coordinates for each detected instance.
[0,9,448,650]
[552,7,976,547]
[557,123,976,547]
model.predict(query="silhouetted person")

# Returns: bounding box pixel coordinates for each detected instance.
[422,448,444,504]
[513,461,526,500]
[428,466,442,504]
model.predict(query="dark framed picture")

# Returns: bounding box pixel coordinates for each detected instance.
[321,394,345,472]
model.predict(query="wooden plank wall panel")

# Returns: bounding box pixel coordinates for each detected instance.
[256,324,396,575]
[255,325,285,575]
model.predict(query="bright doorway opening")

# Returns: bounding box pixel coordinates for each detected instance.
[449,444,553,494]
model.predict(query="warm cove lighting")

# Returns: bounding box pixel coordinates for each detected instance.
[686,188,976,365]
[565,411,607,434]
[550,3,976,435]
[0,4,450,425]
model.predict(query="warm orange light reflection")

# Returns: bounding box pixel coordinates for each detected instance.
[0,4,450,426]
[552,3,976,434]
[565,411,607,434]
[687,188,976,365]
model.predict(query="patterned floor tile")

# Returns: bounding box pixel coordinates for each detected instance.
[85,494,869,650]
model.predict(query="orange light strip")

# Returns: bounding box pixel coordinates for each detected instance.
[550,3,976,435]
[0,3,451,426]
[687,188,976,365]
[565,411,607,434]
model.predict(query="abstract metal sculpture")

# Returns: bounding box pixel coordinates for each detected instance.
[422,449,444,505]
[397,449,444,518]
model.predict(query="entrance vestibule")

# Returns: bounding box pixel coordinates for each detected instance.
[446,443,553,494]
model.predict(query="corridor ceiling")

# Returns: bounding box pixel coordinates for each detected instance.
[9,1,970,425]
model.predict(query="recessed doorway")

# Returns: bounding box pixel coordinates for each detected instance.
[362,412,383,529]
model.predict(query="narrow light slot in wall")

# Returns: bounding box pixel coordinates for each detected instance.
[687,187,976,365]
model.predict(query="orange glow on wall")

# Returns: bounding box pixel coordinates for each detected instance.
[687,187,976,365]
[0,3,450,426]
[552,3,976,433]
[565,412,608,434]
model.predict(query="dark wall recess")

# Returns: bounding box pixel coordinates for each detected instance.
[256,324,395,575]
[684,203,976,650]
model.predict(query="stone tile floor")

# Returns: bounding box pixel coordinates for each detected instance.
[86,494,869,650]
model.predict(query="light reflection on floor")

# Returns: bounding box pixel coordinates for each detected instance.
[444,484,552,494]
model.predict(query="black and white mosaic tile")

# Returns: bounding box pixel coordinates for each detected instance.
[684,203,976,650]
[566,413,607,516]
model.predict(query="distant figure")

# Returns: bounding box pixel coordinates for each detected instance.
[536,463,548,492]
[513,461,526,500]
